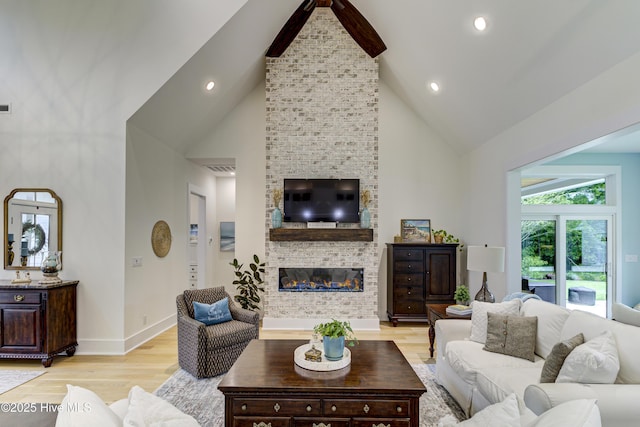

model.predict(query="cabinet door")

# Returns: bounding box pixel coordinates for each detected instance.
[0,305,42,352]
[425,249,456,301]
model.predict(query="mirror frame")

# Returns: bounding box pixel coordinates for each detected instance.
[4,188,63,270]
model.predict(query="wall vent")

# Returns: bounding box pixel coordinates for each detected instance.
[0,104,10,114]
[206,165,235,175]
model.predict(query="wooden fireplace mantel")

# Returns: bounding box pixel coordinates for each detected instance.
[269,228,373,242]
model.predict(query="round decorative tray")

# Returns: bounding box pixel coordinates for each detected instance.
[294,343,351,372]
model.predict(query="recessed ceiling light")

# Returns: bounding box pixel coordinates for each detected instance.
[428,81,440,92]
[473,16,487,31]
[205,81,215,91]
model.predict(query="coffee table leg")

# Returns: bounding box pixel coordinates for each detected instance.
[428,321,436,358]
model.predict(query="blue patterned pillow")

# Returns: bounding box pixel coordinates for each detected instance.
[193,297,232,325]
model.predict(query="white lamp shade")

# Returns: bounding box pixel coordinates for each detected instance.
[467,246,505,273]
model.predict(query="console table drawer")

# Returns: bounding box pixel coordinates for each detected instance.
[294,418,350,427]
[352,418,410,427]
[0,292,41,304]
[232,416,291,427]
[323,399,410,417]
[233,399,321,416]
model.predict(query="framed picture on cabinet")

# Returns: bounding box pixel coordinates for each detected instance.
[400,219,431,243]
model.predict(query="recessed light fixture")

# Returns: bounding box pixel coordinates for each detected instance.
[428,81,440,93]
[473,16,487,31]
[205,81,215,91]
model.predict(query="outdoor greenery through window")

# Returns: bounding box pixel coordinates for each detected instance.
[521,180,605,205]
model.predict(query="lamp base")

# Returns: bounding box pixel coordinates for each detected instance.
[474,272,495,303]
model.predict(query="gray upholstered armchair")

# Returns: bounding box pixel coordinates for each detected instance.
[176,286,259,378]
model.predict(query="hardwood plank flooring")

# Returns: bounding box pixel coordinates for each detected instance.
[0,321,430,404]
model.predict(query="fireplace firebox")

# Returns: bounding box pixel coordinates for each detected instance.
[279,268,363,292]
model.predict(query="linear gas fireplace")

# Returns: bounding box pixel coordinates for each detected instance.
[279,268,363,292]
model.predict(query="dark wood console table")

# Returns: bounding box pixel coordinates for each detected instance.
[0,280,78,367]
[219,339,426,427]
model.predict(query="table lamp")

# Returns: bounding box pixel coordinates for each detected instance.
[467,244,505,303]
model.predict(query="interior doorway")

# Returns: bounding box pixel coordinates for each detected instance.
[188,184,207,290]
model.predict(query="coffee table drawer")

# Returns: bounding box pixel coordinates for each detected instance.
[232,416,291,427]
[233,398,322,416]
[323,399,411,417]
[294,418,350,427]
[352,418,410,427]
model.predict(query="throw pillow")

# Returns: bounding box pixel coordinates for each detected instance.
[123,386,199,427]
[524,399,601,427]
[438,393,522,427]
[55,384,122,427]
[556,330,620,384]
[470,299,522,344]
[539,333,584,383]
[483,312,538,362]
[193,297,232,326]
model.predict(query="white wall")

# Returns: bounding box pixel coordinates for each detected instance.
[464,51,640,301]
[378,82,465,317]
[187,82,267,297]
[0,0,247,354]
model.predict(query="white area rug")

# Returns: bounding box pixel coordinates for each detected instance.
[155,364,466,427]
[0,370,46,395]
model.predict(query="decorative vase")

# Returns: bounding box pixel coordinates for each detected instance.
[271,207,282,229]
[323,336,345,361]
[360,207,370,229]
[40,251,62,284]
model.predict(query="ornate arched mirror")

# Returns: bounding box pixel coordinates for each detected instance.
[4,188,62,270]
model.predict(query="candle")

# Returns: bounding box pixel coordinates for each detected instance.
[7,233,13,242]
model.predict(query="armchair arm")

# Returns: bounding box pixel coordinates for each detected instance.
[435,319,472,358]
[229,305,260,326]
[177,314,207,375]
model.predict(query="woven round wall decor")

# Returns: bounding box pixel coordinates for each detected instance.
[151,220,172,258]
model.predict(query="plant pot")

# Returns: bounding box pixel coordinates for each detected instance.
[434,235,444,244]
[323,336,345,361]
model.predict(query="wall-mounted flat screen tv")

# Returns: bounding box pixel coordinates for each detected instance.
[283,179,359,223]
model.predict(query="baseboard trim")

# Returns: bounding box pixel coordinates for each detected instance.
[77,314,176,355]
[262,317,380,331]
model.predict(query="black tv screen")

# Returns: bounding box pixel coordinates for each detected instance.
[283,179,360,223]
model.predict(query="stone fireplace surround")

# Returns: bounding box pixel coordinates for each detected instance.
[262,9,379,330]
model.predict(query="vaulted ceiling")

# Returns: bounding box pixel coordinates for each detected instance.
[128,0,640,157]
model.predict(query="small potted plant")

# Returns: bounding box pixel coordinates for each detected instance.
[313,319,358,361]
[453,285,470,305]
[432,229,461,246]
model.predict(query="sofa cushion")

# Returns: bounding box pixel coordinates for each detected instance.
[476,367,542,413]
[560,310,640,383]
[123,385,199,426]
[484,313,537,362]
[55,384,122,427]
[470,300,522,344]
[521,299,570,359]
[539,333,584,383]
[556,330,619,384]
[445,340,544,386]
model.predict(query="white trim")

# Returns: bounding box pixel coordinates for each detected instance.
[77,315,176,355]
[262,317,380,331]
[188,183,207,290]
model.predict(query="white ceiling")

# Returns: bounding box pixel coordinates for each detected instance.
[128,0,640,156]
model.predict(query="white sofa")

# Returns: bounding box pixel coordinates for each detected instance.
[435,298,640,427]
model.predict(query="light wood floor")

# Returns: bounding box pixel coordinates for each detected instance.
[0,321,431,404]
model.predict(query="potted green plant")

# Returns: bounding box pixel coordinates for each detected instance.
[230,255,265,311]
[313,319,358,361]
[453,285,470,305]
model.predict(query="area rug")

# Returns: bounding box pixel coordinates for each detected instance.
[155,364,466,427]
[0,370,46,395]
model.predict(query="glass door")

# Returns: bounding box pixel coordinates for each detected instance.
[522,216,612,317]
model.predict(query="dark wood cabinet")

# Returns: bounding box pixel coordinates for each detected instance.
[386,243,457,326]
[0,280,78,367]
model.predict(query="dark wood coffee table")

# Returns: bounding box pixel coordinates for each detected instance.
[218,339,427,427]
[426,303,472,358]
